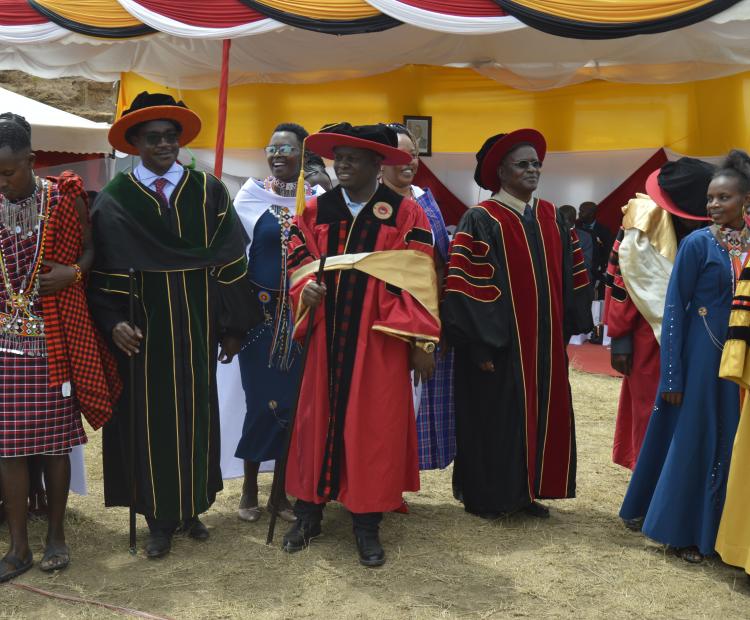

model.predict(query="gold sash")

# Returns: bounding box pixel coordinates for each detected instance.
[290,249,439,321]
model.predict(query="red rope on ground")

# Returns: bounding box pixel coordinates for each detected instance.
[6,583,176,620]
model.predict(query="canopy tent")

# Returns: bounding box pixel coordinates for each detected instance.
[3,0,748,226]
[0,85,112,190]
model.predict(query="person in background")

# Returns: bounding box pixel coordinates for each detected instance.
[304,152,333,192]
[88,92,254,559]
[381,123,455,473]
[0,113,119,581]
[619,150,749,564]
[578,200,613,294]
[605,158,712,473]
[230,122,317,524]
[560,205,595,285]
[442,129,592,521]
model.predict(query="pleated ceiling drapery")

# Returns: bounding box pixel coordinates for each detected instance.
[0,0,67,43]
[496,0,743,37]
[28,0,154,37]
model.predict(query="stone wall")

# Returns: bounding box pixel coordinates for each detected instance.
[0,71,117,123]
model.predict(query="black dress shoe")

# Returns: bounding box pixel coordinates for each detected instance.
[522,501,550,519]
[179,517,209,541]
[622,517,644,532]
[282,519,321,553]
[355,532,385,567]
[145,530,172,558]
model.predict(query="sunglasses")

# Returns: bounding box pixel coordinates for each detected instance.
[265,145,299,156]
[510,159,543,170]
[142,131,181,147]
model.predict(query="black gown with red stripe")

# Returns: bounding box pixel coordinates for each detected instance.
[442,198,592,515]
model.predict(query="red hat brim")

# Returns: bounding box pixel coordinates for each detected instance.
[306,133,412,165]
[645,169,710,221]
[108,105,202,155]
[479,128,547,193]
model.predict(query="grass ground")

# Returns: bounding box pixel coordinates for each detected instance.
[2,369,749,619]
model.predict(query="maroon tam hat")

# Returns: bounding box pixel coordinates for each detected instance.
[306,122,412,165]
[645,157,714,221]
[474,128,546,193]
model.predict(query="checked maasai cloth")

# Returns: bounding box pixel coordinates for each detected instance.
[416,348,456,470]
[40,173,121,430]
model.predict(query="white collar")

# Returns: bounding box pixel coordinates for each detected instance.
[492,188,531,213]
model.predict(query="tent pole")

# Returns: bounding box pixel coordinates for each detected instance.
[214,39,231,178]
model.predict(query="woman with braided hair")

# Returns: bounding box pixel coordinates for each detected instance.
[0,113,119,582]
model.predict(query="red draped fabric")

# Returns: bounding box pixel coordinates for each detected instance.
[0,0,47,24]
[596,148,668,237]
[394,0,506,16]
[127,0,266,26]
[413,159,468,227]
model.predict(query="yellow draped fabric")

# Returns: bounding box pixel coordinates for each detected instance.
[716,277,750,575]
[31,0,146,28]
[508,0,716,22]
[248,0,380,19]
[120,65,750,156]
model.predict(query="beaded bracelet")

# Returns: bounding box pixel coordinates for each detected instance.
[71,263,83,284]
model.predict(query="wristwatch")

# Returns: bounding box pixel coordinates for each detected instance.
[413,340,436,354]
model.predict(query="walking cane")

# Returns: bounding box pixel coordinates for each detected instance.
[128,268,137,554]
[267,256,326,545]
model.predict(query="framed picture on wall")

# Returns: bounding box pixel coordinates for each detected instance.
[403,115,432,157]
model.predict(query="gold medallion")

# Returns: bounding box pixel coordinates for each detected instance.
[373,202,393,220]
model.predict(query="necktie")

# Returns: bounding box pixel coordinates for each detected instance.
[523,204,534,222]
[153,177,169,208]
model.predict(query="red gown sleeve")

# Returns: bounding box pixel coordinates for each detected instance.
[604,228,640,340]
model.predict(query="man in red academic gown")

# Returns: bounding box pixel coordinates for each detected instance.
[283,123,440,567]
[442,129,593,519]
[605,158,712,473]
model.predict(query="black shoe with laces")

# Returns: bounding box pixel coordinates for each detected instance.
[282,519,322,553]
[145,530,172,558]
[355,531,385,567]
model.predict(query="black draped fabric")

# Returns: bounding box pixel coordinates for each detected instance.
[442,199,592,516]
[237,1,400,34]
[494,0,742,40]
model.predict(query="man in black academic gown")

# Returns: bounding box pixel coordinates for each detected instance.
[442,129,592,520]
[88,93,257,558]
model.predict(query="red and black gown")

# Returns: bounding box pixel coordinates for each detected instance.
[285,184,440,514]
[442,198,592,515]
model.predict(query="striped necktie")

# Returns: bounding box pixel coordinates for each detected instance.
[153,177,169,208]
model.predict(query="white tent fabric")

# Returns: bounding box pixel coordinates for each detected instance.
[0,86,111,153]
[3,9,750,90]
[0,21,68,44]
[368,1,523,35]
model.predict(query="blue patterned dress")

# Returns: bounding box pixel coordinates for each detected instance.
[620,228,741,555]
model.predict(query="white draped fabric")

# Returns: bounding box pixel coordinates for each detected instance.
[0,22,68,44]
[367,0,523,34]
[115,0,284,39]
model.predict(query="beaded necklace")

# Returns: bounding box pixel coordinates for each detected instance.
[711,223,750,290]
[0,177,50,356]
[263,176,313,370]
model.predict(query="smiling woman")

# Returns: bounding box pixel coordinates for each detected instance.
[227,121,314,526]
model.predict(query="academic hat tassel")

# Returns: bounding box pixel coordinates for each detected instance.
[295,137,308,217]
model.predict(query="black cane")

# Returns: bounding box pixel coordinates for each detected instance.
[267,256,326,545]
[128,268,137,554]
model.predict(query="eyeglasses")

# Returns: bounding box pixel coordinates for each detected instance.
[264,145,299,156]
[142,131,180,147]
[510,159,542,170]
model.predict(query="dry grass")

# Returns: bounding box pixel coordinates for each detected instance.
[2,369,749,619]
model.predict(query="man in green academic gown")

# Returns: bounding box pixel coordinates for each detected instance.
[88,92,257,558]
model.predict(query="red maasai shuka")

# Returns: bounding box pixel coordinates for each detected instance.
[40,173,121,430]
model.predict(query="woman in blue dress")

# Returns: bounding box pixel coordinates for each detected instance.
[232,123,316,523]
[620,150,750,563]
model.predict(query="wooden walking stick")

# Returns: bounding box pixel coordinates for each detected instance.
[128,268,137,554]
[267,256,326,545]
